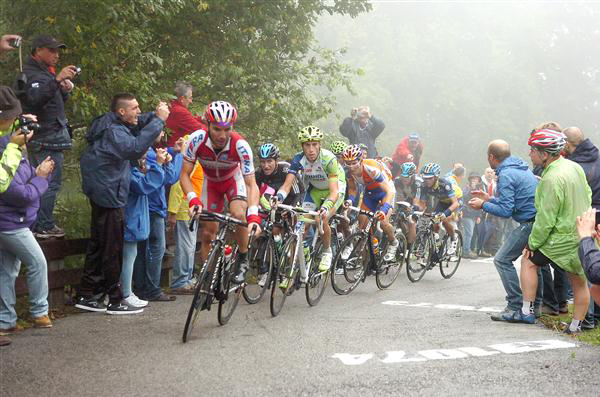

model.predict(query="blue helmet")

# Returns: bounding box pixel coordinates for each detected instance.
[409,132,420,142]
[258,143,280,159]
[401,162,417,178]
[421,163,441,178]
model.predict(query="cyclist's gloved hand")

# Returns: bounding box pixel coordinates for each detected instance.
[374,210,386,221]
[375,202,391,221]
[343,199,353,209]
[433,212,445,223]
[259,195,271,211]
[319,198,335,218]
[187,194,203,218]
[271,192,284,207]
[412,204,421,212]
[247,205,262,236]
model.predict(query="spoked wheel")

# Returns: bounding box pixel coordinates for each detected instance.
[305,242,328,306]
[270,234,298,317]
[217,273,243,325]
[406,231,432,283]
[440,231,463,279]
[182,242,221,343]
[376,230,407,290]
[331,232,367,295]
[243,237,273,304]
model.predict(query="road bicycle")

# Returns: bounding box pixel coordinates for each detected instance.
[406,212,462,282]
[182,212,255,343]
[331,206,407,295]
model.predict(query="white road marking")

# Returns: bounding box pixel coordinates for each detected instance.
[381,300,503,313]
[332,339,576,366]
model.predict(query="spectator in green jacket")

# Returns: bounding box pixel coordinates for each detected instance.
[513,129,592,335]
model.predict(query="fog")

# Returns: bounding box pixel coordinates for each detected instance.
[316,1,600,173]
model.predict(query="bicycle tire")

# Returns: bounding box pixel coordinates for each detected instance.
[406,231,431,283]
[217,268,243,325]
[331,231,367,295]
[270,234,297,317]
[376,229,407,290]
[440,231,463,279]
[305,242,328,306]
[182,242,221,343]
[242,236,272,304]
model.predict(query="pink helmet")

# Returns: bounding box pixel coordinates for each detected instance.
[204,101,238,127]
[528,129,566,155]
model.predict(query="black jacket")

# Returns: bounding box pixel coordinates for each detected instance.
[568,139,600,209]
[80,112,164,208]
[22,56,71,148]
[339,116,385,158]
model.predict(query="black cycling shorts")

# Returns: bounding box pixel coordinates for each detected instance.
[528,250,557,267]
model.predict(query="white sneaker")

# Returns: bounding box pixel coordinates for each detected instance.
[318,251,333,272]
[341,243,354,260]
[257,273,268,287]
[124,294,148,308]
[447,238,458,256]
[384,239,399,262]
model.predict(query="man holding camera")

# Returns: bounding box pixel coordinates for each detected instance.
[22,35,79,239]
[339,105,385,159]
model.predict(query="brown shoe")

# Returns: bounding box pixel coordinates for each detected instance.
[170,286,195,295]
[32,315,53,328]
[0,335,11,346]
[0,324,23,336]
[541,305,559,316]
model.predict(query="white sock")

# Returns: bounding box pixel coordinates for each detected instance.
[569,319,581,332]
[521,301,532,315]
[391,238,399,246]
[323,247,332,255]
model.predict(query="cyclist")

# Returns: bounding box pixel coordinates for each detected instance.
[394,162,421,244]
[330,140,348,165]
[256,143,303,208]
[342,144,399,262]
[181,101,261,285]
[275,126,346,273]
[415,163,460,255]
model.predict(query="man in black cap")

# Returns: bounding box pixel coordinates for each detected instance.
[22,34,79,238]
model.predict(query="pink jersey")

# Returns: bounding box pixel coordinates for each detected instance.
[184,129,255,182]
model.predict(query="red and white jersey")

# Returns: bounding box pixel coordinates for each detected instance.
[184,129,255,182]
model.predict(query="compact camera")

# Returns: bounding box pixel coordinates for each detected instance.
[8,37,21,48]
[16,115,41,134]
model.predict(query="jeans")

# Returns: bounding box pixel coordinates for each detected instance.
[79,202,124,304]
[462,217,476,255]
[493,221,542,311]
[0,228,48,328]
[133,213,165,299]
[170,220,197,289]
[120,241,138,298]
[541,263,569,311]
[28,148,64,231]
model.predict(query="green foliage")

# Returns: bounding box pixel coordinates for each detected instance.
[0,0,370,236]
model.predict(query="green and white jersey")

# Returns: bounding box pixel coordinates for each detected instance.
[288,148,346,191]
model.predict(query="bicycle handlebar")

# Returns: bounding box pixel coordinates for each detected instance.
[275,203,324,235]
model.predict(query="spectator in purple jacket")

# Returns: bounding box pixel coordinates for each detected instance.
[0,135,54,335]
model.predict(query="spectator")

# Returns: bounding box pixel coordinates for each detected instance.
[564,126,600,329]
[21,34,79,239]
[339,105,385,158]
[0,34,21,56]
[516,130,591,334]
[0,131,54,336]
[168,157,204,294]
[576,208,600,306]
[120,150,166,309]
[133,136,182,302]
[468,139,542,322]
[462,172,482,259]
[476,167,497,257]
[76,94,169,314]
[165,81,206,147]
[0,86,33,193]
[392,133,424,171]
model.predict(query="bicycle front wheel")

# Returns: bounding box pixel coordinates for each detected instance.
[376,229,407,290]
[306,242,328,306]
[331,232,367,295]
[217,268,243,325]
[243,236,273,304]
[440,231,462,279]
[182,242,221,342]
[270,234,297,317]
[406,231,431,283]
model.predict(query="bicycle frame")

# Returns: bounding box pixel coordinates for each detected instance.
[346,205,385,279]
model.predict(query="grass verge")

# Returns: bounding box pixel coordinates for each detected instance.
[538,305,600,346]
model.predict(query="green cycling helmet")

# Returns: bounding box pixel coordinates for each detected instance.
[298,125,324,143]
[330,140,348,155]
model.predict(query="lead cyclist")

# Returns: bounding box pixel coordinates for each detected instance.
[274,126,346,273]
[180,101,262,285]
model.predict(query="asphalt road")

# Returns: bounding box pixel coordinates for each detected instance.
[1,257,599,396]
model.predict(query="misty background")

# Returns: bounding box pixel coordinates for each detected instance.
[315,0,600,174]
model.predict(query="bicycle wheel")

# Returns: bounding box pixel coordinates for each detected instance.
[270,234,297,317]
[331,231,367,295]
[182,242,221,343]
[305,242,328,306]
[376,229,407,290]
[406,231,432,283]
[243,236,272,304]
[440,231,463,279]
[217,263,243,325]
